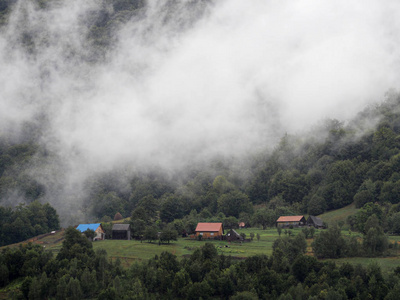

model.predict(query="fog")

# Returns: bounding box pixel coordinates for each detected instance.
[1,0,400,222]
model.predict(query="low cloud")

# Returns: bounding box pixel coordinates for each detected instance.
[1,0,400,221]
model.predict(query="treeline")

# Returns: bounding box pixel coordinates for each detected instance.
[2,227,400,299]
[0,201,60,246]
[312,223,396,259]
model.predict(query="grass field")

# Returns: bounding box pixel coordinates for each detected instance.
[91,228,319,267]
[3,225,400,273]
[318,203,359,228]
[0,229,65,251]
[92,227,283,267]
[323,256,400,271]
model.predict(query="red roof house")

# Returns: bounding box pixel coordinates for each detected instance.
[276,216,306,227]
[195,223,224,239]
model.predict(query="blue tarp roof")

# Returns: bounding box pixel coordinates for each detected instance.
[76,223,101,232]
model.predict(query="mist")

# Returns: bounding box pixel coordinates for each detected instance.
[1,0,400,223]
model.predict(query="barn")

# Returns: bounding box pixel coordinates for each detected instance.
[76,223,105,241]
[276,216,306,228]
[112,224,131,240]
[307,215,325,229]
[195,222,224,239]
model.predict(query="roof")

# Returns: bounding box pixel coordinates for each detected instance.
[195,222,223,232]
[76,224,101,232]
[112,224,130,231]
[308,215,324,227]
[276,216,305,222]
[227,229,241,237]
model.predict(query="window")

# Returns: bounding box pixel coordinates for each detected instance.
[211,233,214,236]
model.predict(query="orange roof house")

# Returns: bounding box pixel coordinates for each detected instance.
[276,216,306,228]
[195,223,224,239]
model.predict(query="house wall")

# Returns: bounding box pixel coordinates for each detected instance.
[95,227,105,240]
[112,231,130,240]
[276,221,302,228]
[196,227,223,238]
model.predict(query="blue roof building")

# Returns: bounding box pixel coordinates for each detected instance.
[76,223,105,240]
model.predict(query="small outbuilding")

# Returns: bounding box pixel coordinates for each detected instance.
[112,224,131,240]
[226,229,243,242]
[195,222,224,239]
[276,216,306,228]
[307,216,325,229]
[76,223,105,241]
[238,222,246,228]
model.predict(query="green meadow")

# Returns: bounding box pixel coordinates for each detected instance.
[4,226,400,273]
[91,227,400,273]
[91,228,315,267]
[318,203,359,229]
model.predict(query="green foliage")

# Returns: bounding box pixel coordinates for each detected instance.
[212,175,235,194]
[362,216,388,256]
[160,195,184,223]
[353,202,383,233]
[312,226,349,259]
[272,234,307,264]
[217,190,253,218]
[143,225,159,243]
[307,195,327,215]
[0,201,60,246]
[388,212,400,234]
[92,192,127,220]
[57,227,94,261]
[83,229,96,241]
[159,225,178,244]
[130,218,146,240]
[252,208,276,229]
[223,215,238,229]
[0,262,9,287]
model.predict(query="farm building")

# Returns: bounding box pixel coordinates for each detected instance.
[307,215,325,229]
[195,222,224,239]
[112,224,131,240]
[76,223,105,241]
[226,229,243,242]
[276,216,306,228]
[238,222,246,228]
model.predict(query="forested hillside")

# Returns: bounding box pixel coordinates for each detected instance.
[1,88,400,240]
[0,1,400,234]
